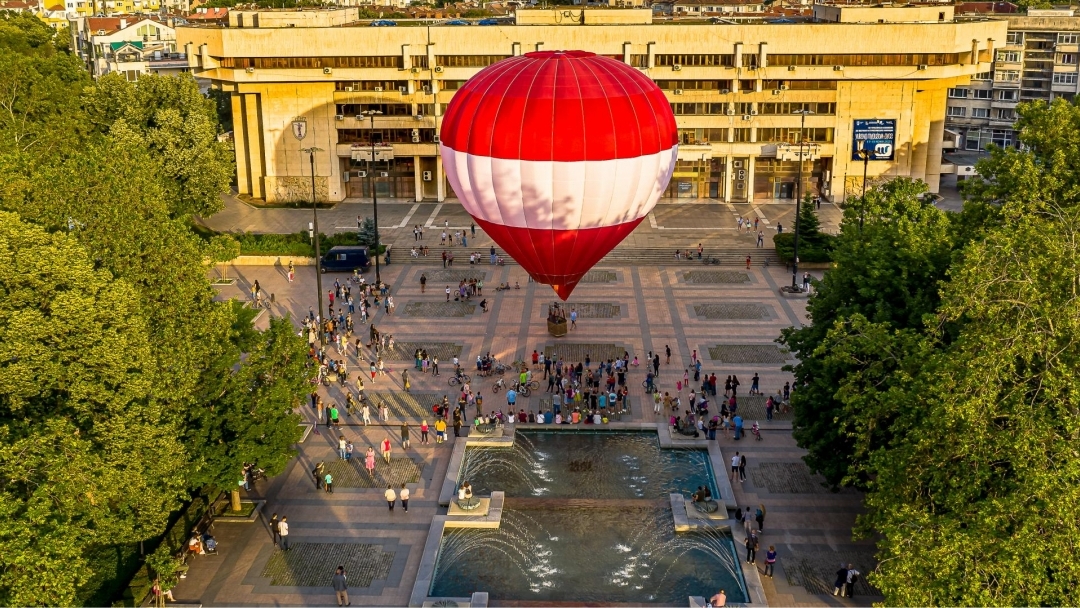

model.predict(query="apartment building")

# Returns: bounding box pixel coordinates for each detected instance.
[71,15,178,78]
[178,4,1005,204]
[946,8,1080,152]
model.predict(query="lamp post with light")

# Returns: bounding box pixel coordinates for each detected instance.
[791,108,814,291]
[360,109,384,284]
[856,140,871,229]
[291,116,325,318]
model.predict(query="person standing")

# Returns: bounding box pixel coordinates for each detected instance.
[420,273,427,293]
[361,401,371,426]
[453,415,462,438]
[745,255,752,269]
[402,368,411,393]
[270,513,281,546]
[400,483,410,513]
[435,418,446,443]
[739,453,747,482]
[743,507,754,536]
[845,565,860,599]
[312,462,325,490]
[338,435,347,460]
[278,516,290,550]
[365,447,376,477]
[570,308,577,329]
[432,356,440,377]
[709,589,726,607]
[755,503,766,532]
[325,471,334,493]
[445,285,451,301]
[400,420,411,449]
[744,532,758,564]
[833,564,849,597]
[757,231,764,247]
[379,435,393,462]
[385,485,397,511]
[420,420,429,444]
[730,452,740,482]
[665,345,671,364]
[764,546,777,578]
[332,566,350,607]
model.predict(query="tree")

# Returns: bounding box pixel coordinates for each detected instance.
[856,205,1080,605]
[780,178,954,487]
[0,212,188,605]
[357,216,378,248]
[83,72,233,218]
[207,233,241,283]
[773,196,836,263]
[187,316,306,511]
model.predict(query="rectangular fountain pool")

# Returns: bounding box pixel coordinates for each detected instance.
[431,506,747,604]
[458,431,719,500]
[433,430,743,605]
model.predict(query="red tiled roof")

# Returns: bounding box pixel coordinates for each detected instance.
[186,7,228,20]
[0,0,36,10]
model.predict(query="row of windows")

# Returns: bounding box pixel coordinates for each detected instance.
[947,106,1016,120]
[769,53,959,67]
[337,129,437,144]
[948,88,1018,101]
[1012,33,1080,46]
[670,102,835,115]
[1053,72,1078,85]
[656,79,838,91]
[675,127,833,144]
[434,55,510,68]
[965,128,1015,150]
[335,104,414,116]
[335,81,410,91]
[758,102,836,115]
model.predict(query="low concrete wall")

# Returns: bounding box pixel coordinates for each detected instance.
[231,255,316,266]
[410,494,505,607]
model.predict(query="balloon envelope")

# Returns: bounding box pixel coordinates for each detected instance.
[439,50,678,299]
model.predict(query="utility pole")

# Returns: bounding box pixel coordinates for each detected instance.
[857,141,871,229]
[791,108,814,291]
[291,115,325,319]
[361,109,384,284]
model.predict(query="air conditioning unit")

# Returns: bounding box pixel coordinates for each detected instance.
[343,171,350,182]
[379,171,389,177]
[742,114,752,121]
[423,170,432,181]
[750,109,758,116]
[423,86,433,94]
[672,64,682,71]
[345,86,355,92]
[674,89,684,95]
[779,84,788,90]
[245,67,254,73]
[434,66,444,73]
[772,89,781,95]
[720,88,730,94]
[787,65,796,72]
[415,114,423,120]
[833,65,843,71]
[433,134,440,143]
[733,160,743,168]
[411,128,420,143]
[373,86,383,92]
[726,108,736,116]
[355,115,363,121]
[411,66,421,73]
[323,67,332,74]
[335,114,344,121]
[918,64,927,70]
[399,86,408,94]
[356,170,367,178]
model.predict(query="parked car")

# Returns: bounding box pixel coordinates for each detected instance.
[320,246,370,273]
[443,19,470,25]
[478,18,501,25]
[369,20,397,26]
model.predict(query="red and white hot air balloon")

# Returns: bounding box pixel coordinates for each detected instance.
[440,50,678,300]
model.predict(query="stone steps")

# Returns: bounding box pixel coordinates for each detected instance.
[391,246,780,268]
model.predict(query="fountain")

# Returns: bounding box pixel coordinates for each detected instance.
[431,431,746,604]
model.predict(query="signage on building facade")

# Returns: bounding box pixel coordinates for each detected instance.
[291,117,308,141]
[852,119,896,161]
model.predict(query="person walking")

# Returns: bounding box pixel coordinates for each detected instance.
[755,503,766,532]
[381,436,392,463]
[833,564,849,597]
[570,308,577,329]
[400,420,411,449]
[385,485,397,511]
[402,368,411,393]
[278,516,290,550]
[400,483,410,513]
[270,513,281,546]
[764,546,777,578]
[312,462,325,490]
[361,401,371,426]
[365,447,376,477]
[744,532,758,564]
[743,506,754,536]
[730,452,740,482]
[739,453,747,482]
[746,255,752,269]
[338,435,347,460]
[332,566,350,607]
[445,285,451,301]
[420,273,427,293]
[845,565,860,599]
[420,420,429,444]
[324,471,334,493]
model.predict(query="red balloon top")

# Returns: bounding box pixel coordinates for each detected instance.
[440,51,678,163]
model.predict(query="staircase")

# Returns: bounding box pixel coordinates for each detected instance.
[391,245,778,268]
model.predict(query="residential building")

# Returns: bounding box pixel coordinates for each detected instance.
[946,8,1080,153]
[669,0,766,16]
[71,15,178,78]
[56,0,161,18]
[177,4,1005,203]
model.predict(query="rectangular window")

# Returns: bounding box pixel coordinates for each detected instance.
[1056,53,1078,65]
[1053,72,1079,84]
[768,53,959,67]
[991,129,1014,147]
[337,128,438,144]
[995,108,1016,120]
[948,88,969,98]
[1006,32,1023,45]
[972,89,992,99]
[997,89,1019,101]
[757,102,836,115]
[335,103,412,116]
[995,70,1020,82]
[655,80,729,91]
[971,107,990,118]
[677,128,729,144]
[438,80,464,91]
[435,55,510,68]
[732,128,751,142]
[756,127,833,143]
[410,55,429,69]
[654,54,734,67]
[965,129,983,150]
[627,54,648,68]
[670,103,726,115]
[335,81,410,92]
[996,51,1021,63]
[947,106,966,117]
[1058,33,1079,44]
[971,71,992,81]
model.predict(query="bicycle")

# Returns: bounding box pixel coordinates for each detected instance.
[491,378,505,393]
[641,380,656,394]
[527,379,540,390]
[448,374,471,387]
[702,257,720,265]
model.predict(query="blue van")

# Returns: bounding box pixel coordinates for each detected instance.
[320,246,370,273]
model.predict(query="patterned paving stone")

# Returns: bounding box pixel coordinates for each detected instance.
[683,270,751,284]
[386,341,463,361]
[423,269,487,283]
[729,395,792,421]
[261,542,393,587]
[580,269,617,283]
[543,343,625,365]
[322,457,423,488]
[541,303,621,319]
[782,545,881,598]
[708,344,791,364]
[401,301,477,318]
[749,462,829,494]
[694,303,770,320]
[364,391,443,419]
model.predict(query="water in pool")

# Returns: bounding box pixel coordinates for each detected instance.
[458,431,719,499]
[431,506,747,604]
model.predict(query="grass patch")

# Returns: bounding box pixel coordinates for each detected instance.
[215,500,258,518]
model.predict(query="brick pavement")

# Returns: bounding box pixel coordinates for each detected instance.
[175,260,872,607]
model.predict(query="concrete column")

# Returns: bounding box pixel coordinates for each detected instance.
[232,92,250,195]
[733,42,743,69]
[402,44,411,71]
[758,42,768,69]
[746,156,756,203]
[512,42,521,56]
[724,155,733,202]
[623,41,632,64]
[414,155,423,202]
[243,93,265,199]
[924,87,948,193]
[909,87,933,183]
[647,42,656,69]
[436,152,446,202]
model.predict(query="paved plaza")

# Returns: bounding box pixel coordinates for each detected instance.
[172,251,880,607]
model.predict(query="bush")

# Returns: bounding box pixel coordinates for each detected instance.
[773,232,837,263]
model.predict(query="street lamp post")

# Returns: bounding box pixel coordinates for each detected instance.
[361,109,384,284]
[857,141,871,229]
[791,109,814,291]
[291,116,325,319]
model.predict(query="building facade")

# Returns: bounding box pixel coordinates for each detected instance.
[946,9,1080,154]
[178,5,1005,203]
[72,16,179,78]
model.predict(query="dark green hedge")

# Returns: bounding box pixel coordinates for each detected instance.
[773,232,838,264]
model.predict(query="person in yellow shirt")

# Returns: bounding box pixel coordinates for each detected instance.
[434,418,447,443]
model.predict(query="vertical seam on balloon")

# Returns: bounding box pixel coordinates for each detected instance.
[589,58,644,227]
[577,57,621,231]
[509,54,551,283]
[555,55,589,286]
[469,55,528,229]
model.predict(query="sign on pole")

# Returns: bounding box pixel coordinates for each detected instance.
[851,119,896,161]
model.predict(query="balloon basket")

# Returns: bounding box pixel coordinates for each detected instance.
[547,319,568,337]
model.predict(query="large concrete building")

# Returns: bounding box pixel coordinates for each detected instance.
[945,8,1080,155]
[178,4,1005,204]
